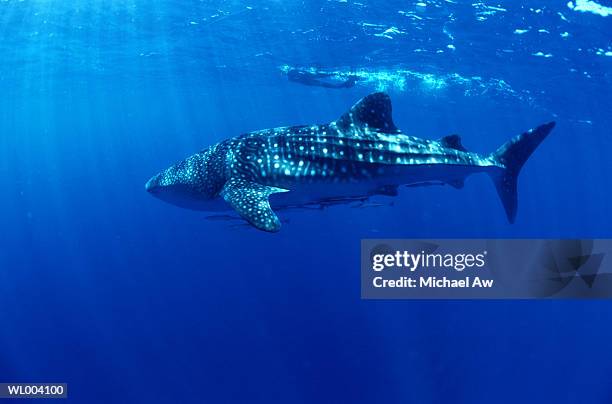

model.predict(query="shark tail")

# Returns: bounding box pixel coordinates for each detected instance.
[489,121,556,223]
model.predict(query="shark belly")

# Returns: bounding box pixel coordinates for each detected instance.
[266,161,501,208]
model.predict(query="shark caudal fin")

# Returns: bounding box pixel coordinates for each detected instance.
[490,121,556,223]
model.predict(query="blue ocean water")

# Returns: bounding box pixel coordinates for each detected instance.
[1,0,612,402]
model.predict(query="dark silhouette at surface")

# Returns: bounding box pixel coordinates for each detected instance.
[287,69,359,89]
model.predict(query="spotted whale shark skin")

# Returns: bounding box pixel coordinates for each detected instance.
[145,92,555,232]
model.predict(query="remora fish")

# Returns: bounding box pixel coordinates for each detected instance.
[145,92,555,232]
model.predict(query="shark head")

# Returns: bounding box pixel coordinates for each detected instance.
[146,148,227,210]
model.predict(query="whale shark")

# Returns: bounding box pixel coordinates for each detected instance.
[146,92,555,232]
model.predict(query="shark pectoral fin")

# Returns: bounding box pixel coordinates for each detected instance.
[220,178,288,232]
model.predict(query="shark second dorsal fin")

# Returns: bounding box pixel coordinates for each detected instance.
[336,92,398,133]
[439,134,468,152]
[220,178,288,232]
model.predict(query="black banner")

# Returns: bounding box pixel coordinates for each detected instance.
[361,239,611,299]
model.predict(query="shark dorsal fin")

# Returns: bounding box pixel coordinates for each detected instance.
[335,92,398,133]
[439,134,468,152]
